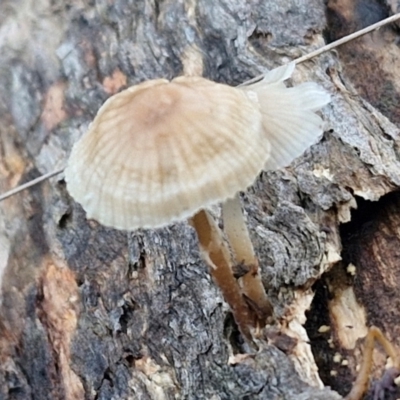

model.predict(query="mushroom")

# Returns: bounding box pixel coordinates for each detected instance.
[65,63,330,338]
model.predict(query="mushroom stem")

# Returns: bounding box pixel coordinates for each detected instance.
[222,194,257,264]
[191,209,254,340]
[222,194,273,322]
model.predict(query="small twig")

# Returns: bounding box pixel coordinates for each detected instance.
[294,13,400,65]
[241,12,400,86]
[0,168,64,201]
[1,12,400,202]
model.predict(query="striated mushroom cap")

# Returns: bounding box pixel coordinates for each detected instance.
[65,76,268,230]
[240,63,331,171]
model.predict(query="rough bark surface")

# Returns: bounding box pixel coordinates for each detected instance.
[0,0,400,399]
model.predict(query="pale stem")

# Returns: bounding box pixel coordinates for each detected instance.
[222,195,257,265]
[222,194,273,321]
[191,209,254,340]
[345,326,400,400]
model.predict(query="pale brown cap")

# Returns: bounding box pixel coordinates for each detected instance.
[65,76,269,230]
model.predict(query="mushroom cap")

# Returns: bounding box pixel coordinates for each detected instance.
[65,76,269,230]
[240,63,331,171]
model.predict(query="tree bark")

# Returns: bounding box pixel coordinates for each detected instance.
[0,0,399,399]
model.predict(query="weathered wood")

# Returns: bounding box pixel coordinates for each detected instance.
[303,1,400,399]
[1,0,400,399]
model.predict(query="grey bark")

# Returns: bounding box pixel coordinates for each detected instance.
[0,0,399,399]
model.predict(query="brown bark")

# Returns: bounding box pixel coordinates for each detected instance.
[1,0,400,399]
